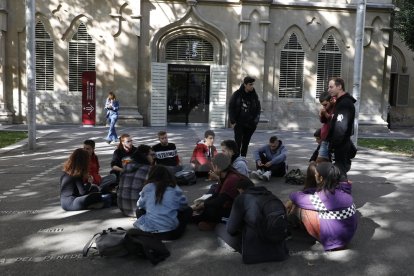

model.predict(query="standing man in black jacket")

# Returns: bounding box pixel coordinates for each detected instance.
[327,77,357,181]
[229,76,261,157]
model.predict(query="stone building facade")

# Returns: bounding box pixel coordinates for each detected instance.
[0,0,412,131]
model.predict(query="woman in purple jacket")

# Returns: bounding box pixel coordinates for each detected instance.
[285,162,357,251]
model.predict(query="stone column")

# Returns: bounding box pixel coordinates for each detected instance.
[0,2,13,124]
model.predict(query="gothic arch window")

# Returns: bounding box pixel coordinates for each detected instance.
[390,51,409,107]
[165,35,214,62]
[68,23,95,92]
[316,35,342,99]
[35,21,54,92]
[278,33,305,99]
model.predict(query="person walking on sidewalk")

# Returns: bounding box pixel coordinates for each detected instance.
[105,91,120,144]
[251,135,287,181]
[228,76,261,157]
[326,77,356,181]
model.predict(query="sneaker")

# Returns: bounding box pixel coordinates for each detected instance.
[110,141,117,145]
[251,170,263,180]
[262,171,271,181]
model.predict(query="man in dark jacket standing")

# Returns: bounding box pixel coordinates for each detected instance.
[228,76,261,157]
[327,77,357,181]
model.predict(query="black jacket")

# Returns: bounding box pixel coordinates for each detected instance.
[226,186,289,264]
[228,84,261,127]
[327,93,356,148]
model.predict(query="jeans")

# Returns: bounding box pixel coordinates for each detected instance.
[332,139,352,182]
[106,113,118,142]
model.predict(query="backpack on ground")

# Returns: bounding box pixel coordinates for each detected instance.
[83,227,170,265]
[175,170,197,186]
[285,168,305,186]
[255,193,289,243]
[83,227,129,257]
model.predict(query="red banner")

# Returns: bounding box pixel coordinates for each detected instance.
[82,71,96,126]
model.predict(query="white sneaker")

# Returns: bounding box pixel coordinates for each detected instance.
[262,171,271,181]
[251,170,263,180]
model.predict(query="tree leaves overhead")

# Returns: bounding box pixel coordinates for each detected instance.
[394,0,414,51]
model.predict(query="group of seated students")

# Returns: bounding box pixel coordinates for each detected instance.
[59,129,357,264]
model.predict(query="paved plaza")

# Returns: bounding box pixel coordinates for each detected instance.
[0,125,413,275]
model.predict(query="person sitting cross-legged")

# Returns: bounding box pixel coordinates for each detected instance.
[152,130,183,174]
[60,148,104,211]
[190,130,218,178]
[215,179,289,264]
[133,165,192,241]
[191,153,249,231]
[83,139,117,194]
[285,162,358,251]
[251,135,287,181]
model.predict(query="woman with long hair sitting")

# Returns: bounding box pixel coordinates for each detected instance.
[60,148,103,211]
[133,165,192,240]
[285,162,357,251]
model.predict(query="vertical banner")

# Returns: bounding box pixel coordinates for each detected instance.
[82,71,96,126]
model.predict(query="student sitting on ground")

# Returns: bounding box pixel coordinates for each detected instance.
[110,134,137,182]
[190,130,217,178]
[220,139,249,177]
[251,135,288,181]
[285,162,358,251]
[117,145,154,217]
[192,153,248,231]
[215,179,289,264]
[83,139,117,194]
[60,148,104,211]
[152,131,183,174]
[133,165,192,240]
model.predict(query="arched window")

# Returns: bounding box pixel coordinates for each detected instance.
[35,21,54,92]
[68,23,95,92]
[278,33,305,99]
[166,36,214,62]
[316,35,342,98]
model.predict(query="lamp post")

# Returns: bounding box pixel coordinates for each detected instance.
[352,0,366,147]
[26,0,36,150]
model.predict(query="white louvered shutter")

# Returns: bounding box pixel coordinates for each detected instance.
[209,65,228,128]
[278,33,304,99]
[151,62,168,126]
[35,22,54,92]
[68,23,96,92]
[316,35,342,99]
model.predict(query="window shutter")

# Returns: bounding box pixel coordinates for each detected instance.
[278,33,305,99]
[396,75,409,106]
[69,23,96,92]
[35,22,54,92]
[316,35,342,99]
[166,36,214,62]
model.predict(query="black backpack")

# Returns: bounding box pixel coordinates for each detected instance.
[175,170,197,186]
[255,193,289,243]
[83,227,170,265]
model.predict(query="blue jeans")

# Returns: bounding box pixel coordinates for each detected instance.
[106,113,118,142]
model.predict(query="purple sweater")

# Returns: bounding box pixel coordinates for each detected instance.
[290,182,357,250]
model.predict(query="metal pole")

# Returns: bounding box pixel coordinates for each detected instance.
[26,0,36,150]
[352,0,366,147]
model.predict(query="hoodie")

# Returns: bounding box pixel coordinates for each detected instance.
[327,93,357,148]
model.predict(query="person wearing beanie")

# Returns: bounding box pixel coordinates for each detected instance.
[191,153,249,231]
[228,76,261,157]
